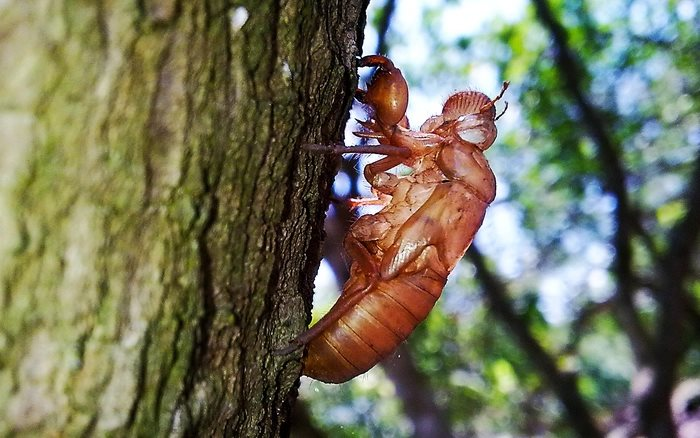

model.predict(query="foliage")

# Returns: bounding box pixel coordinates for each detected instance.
[299,0,699,436]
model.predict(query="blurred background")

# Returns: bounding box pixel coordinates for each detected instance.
[293,0,699,436]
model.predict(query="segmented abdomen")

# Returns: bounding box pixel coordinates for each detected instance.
[303,268,447,383]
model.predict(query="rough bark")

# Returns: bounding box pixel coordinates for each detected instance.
[0,1,367,436]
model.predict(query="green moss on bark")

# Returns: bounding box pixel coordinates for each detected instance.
[0,1,367,436]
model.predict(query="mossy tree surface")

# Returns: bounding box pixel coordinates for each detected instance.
[0,1,367,436]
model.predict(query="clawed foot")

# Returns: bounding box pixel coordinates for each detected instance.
[357,54,396,70]
[273,340,303,356]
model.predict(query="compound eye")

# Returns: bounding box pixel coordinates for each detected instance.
[457,127,487,145]
[454,115,497,149]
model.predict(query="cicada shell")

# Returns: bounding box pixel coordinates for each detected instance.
[280,55,508,383]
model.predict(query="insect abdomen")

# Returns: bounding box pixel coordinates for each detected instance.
[303,269,447,383]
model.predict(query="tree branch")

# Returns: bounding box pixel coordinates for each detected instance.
[531,2,698,435]
[531,0,652,366]
[638,149,700,437]
[289,401,328,438]
[661,149,700,289]
[468,246,603,438]
[374,0,395,55]
[382,344,454,438]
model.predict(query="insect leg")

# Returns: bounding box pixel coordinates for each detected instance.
[363,155,405,185]
[275,279,376,354]
[302,143,410,157]
[304,143,409,187]
[378,183,454,278]
[344,234,380,276]
[357,54,396,70]
[355,88,367,104]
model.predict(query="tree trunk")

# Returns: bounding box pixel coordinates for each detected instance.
[0,1,367,436]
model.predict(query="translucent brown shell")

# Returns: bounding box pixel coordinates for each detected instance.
[442,91,496,121]
[282,55,506,384]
